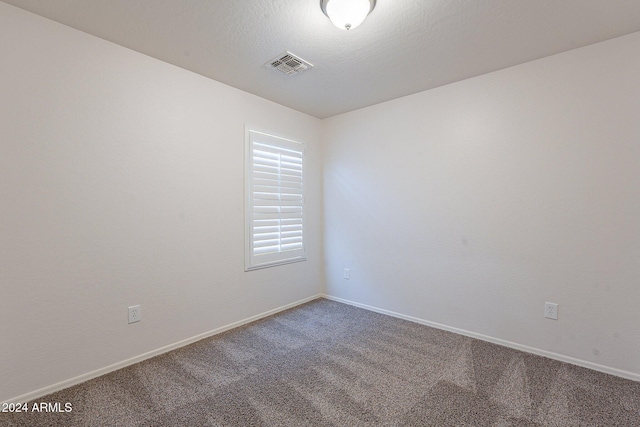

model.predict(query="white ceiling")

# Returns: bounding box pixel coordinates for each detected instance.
[4,0,640,118]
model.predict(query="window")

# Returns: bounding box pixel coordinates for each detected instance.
[245,129,306,270]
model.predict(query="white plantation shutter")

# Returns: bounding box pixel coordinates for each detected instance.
[245,130,306,270]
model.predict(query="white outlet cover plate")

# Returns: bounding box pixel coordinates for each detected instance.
[544,302,558,320]
[343,268,350,280]
[128,305,141,324]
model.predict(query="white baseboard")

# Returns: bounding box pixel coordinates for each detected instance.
[321,294,640,383]
[4,294,322,405]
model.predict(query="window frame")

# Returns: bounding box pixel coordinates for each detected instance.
[244,127,306,271]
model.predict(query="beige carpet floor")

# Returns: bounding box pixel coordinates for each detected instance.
[2,298,639,426]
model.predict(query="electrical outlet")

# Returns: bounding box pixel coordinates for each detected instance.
[128,305,141,324]
[544,302,558,320]
[343,268,350,280]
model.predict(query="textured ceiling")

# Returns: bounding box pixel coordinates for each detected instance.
[4,0,640,118]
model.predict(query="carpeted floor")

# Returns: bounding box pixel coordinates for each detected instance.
[2,298,640,426]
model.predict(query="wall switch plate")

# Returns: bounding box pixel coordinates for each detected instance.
[544,302,558,320]
[128,305,141,324]
[343,268,350,280]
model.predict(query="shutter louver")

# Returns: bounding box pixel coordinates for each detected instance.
[246,130,305,270]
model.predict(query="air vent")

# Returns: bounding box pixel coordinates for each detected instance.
[266,51,313,76]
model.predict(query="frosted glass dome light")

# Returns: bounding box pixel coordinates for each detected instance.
[321,0,376,31]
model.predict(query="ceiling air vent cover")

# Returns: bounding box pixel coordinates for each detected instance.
[266,51,313,76]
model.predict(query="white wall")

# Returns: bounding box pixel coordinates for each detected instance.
[0,3,323,403]
[324,32,640,378]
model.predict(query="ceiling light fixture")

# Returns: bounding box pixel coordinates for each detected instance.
[320,0,376,31]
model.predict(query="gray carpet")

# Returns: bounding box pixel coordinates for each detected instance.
[2,298,639,426]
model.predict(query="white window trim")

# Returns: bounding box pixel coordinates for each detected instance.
[245,127,306,271]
